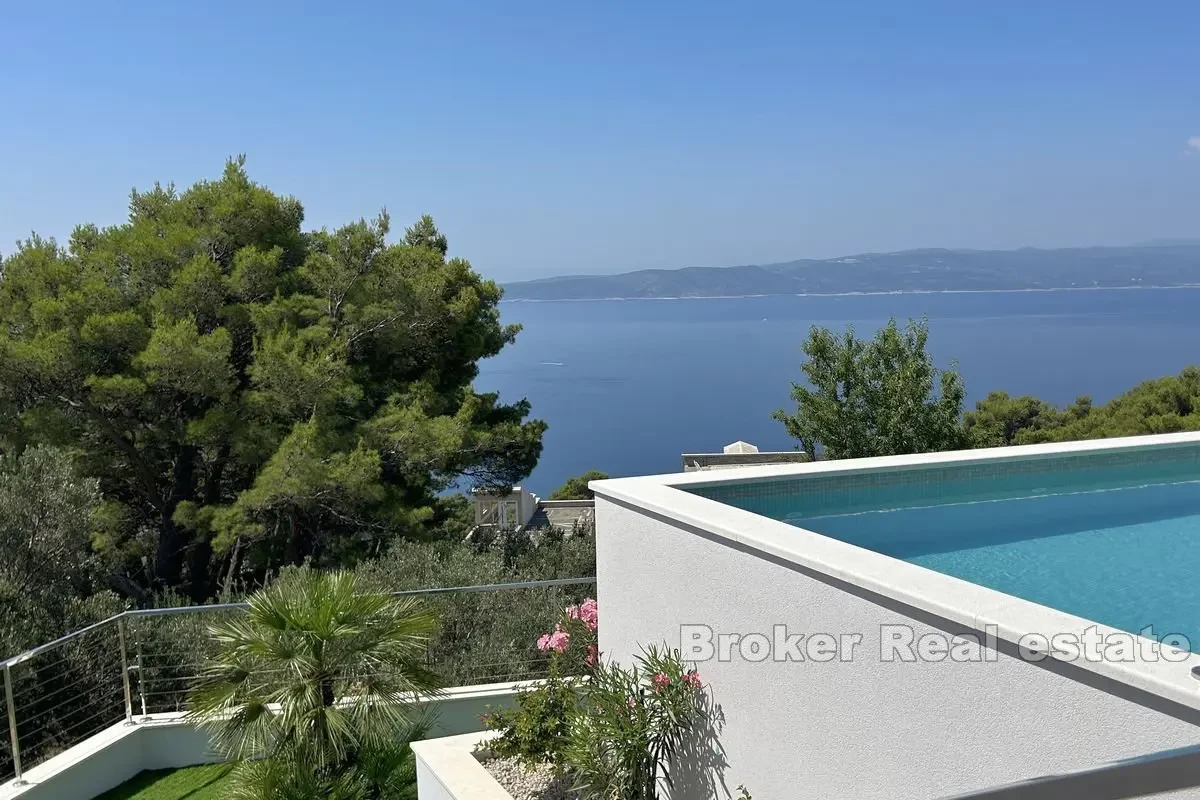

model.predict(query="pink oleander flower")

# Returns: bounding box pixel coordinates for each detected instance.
[565,598,599,632]
[651,672,671,692]
[536,633,551,652]
[626,698,637,709]
[547,629,570,652]
[578,598,599,631]
[586,644,599,666]
[683,670,703,689]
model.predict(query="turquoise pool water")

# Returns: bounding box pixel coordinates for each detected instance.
[689,445,1200,650]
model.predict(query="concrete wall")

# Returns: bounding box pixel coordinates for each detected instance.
[0,716,222,800]
[413,732,510,800]
[0,682,529,800]
[594,495,1200,800]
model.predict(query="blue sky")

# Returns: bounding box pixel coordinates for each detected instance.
[2,2,1198,281]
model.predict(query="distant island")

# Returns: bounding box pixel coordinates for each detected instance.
[502,243,1200,301]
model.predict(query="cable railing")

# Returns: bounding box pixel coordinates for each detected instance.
[0,576,596,785]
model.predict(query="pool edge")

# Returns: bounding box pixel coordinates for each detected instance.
[591,431,1200,717]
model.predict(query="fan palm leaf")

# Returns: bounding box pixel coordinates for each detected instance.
[188,568,442,787]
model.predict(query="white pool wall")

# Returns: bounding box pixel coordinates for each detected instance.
[592,433,1200,799]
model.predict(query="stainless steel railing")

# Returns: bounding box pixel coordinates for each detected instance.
[0,576,596,785]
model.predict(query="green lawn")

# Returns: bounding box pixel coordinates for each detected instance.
[93,764,235,800]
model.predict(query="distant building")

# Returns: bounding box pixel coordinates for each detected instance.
[469,486,594,539]
[470,440,807,540]
[681,440,809,472]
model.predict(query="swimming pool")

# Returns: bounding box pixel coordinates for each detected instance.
[688,443,1200,651]
[595,435,1200,796]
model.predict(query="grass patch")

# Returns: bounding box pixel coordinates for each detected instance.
[93,764,235,800]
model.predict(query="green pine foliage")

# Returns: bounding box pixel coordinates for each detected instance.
[547,470,609,500]
[0,158,545,601]
[779,320,1200,458]
[963,390,1090,447]
[966,367,1200,446]
[774,318,966,459]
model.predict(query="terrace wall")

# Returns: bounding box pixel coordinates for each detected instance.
[0,682,524,800]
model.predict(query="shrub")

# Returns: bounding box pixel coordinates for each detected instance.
[356,534,595,686]
[563,645,704,800]
[482,599,709,799]
[483,598,599,766]
[482,671,580,768]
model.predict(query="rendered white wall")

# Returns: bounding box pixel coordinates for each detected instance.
[413,732,511,800]
[594,495,1200,800]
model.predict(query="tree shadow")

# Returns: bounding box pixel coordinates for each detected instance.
[670,691,731,800]
[178,764,234,799]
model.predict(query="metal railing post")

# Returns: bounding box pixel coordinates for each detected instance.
[117,617,134,725]
[4,663,22,783]
[135,633,147,718]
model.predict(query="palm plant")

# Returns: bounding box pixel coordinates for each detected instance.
[187,568,442,798]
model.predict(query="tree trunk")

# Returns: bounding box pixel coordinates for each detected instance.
[220,536,243,598]
[154,446,198,590]
[284,512,304,565]
[154,516,187,590]
[183,448,230,601]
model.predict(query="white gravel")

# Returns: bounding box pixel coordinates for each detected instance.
[483,756,579,800]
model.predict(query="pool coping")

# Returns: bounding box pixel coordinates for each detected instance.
[591,431,1200,715]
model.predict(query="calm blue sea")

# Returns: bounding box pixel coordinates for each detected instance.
[477,288,1200,495]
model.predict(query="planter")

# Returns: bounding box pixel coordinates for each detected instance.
[413,732,577,800]
[413,732,514,800]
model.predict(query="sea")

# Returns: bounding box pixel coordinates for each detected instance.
[476,287,1200,495]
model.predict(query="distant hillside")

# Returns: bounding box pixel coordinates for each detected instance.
[502,245,1200,301]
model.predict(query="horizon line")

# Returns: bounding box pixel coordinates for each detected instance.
[502,239,1200,285]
